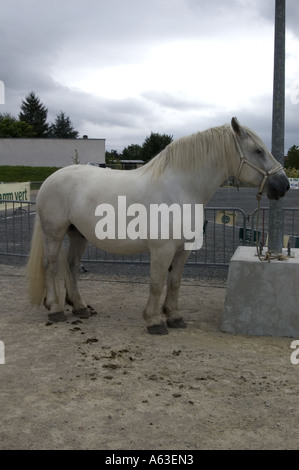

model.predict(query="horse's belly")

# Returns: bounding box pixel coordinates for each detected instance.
[90,236,150,255]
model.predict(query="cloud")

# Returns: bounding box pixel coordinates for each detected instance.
[0,0,298,153]
[142,90,210,111]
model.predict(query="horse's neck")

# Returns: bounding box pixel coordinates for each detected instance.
[182,143,235,204]
[196,163,230,204]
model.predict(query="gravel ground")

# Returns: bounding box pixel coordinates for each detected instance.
[1,263,299,450]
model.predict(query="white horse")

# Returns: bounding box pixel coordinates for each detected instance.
[26,118,289,334]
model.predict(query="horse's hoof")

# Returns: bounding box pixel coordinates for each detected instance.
[48,311,67,322]
[147,323,168,335]
[87,305,97,316]
[73,305,97,319]
[167,318,187,329]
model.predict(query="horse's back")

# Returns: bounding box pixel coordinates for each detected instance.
[37,164,129,204]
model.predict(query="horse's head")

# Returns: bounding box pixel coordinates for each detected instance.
[231,117,290,199]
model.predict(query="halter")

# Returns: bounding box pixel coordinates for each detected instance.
[233,132,283,199]
[233,131,287,262]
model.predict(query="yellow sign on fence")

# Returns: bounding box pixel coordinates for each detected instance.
[215,210,237,226]
[0,182,31,211]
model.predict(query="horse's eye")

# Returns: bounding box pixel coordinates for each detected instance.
[256,148,262,155]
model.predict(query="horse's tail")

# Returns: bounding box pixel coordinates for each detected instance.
[26,213,46,305]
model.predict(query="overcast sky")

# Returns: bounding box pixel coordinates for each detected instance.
[1,0,298,152]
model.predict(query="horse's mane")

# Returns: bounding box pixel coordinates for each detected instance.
[139,124,255,179]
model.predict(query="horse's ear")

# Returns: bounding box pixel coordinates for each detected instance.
[231,117,245,138]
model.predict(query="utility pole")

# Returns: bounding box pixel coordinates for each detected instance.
[268,0,285,253]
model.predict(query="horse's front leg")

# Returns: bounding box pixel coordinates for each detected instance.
[143,248,174,335]
[162,248,191,329]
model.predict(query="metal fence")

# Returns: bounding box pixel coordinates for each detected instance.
[0,200,298,267]
[251,207,299,250]
[0,201,35,261]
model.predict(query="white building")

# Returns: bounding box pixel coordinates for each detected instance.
[0,137,105,167]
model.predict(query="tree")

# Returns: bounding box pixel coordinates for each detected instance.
[49,111,79,138]
[0,112,15,122]
[141,132,173,163]
[122,144,142,160]
[106,149,120,161]
[285,145,299,169]
[0,116,36,137]
[19,91,49,137]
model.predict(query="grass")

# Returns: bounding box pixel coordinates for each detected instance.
[0,165,61,187]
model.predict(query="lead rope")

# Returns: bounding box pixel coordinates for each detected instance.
[255,193,288,262]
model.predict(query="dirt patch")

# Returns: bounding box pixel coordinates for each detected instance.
[0,264,298,450]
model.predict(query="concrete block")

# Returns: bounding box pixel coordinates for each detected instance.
[222,247,299,337]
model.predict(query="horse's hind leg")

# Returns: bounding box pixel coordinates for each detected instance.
[66,225,96,318]
[162,248,190,328]
[43,233,68,322]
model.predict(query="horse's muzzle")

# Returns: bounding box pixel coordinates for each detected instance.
[266,173,290,200]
